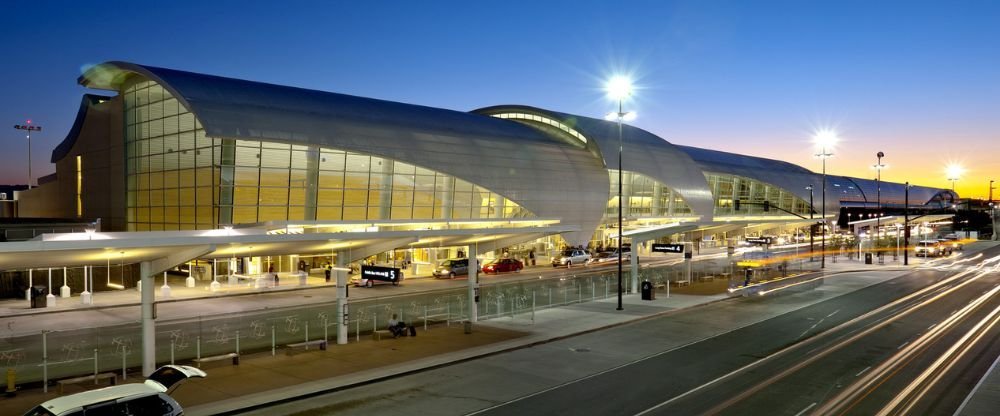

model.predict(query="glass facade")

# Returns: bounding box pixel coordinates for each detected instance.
[490,112,588,144]
[124,79,533,231]
[705,172,812,217]
[604,170,692,218]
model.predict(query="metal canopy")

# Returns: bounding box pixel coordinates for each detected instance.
[0,224,576,271]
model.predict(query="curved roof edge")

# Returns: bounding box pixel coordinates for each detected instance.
[472,105,716,220]
[51,94,112,163]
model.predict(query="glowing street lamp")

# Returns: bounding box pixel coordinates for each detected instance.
[813,130,837,269]
[605,75,634,311]
[13,120,41,188]
[946,164,963,192]
[873,152,886,245]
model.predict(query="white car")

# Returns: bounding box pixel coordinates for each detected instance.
[24,365,205,416]
[586,250,631,265]
[551,249,591,268]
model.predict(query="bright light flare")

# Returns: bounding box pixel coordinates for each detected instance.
[604,111,637,122]
[813,129,838,151]
[605,75,633,101]
[945,163,964,181]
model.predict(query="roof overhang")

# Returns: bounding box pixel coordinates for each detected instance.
[0,222,577,270]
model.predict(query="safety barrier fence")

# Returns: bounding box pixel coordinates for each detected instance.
[1,258,820,390]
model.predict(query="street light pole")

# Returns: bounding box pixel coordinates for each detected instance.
[904,182,910,265]
[806,185,814,261]
[874,151,885,252]
[814,131,836,269]
[605,76,633,311]
[13,120,42,188]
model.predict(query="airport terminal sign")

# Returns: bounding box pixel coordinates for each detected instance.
[360,265,401,282]
[651,243,685,253]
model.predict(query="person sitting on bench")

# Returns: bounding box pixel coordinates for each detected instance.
[388,313,408,338]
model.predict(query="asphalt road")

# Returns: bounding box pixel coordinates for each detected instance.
[242,246,999,416]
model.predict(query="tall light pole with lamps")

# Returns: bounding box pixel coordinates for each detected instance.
[806,185,814,261]
[946,164,963,193]
[814,130,836,269]
[13,120,42,188]
[990,180,996,241]
[605,76,634,311]
[873,151,886,249]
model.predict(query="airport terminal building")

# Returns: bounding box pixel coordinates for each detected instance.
[18,61,957,250]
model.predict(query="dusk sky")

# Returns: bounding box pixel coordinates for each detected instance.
[2,0,998,198]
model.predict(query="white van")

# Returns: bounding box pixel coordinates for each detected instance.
[23,365,205,416]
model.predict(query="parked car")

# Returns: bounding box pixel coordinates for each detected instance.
[482,258,523,274]
[586,249,631,265]
[934,239,955,256]
[432,258,469,279]
[941,234,964,251]
[914,240,944,257]
[24,365,205,416]
[551,249,591,268]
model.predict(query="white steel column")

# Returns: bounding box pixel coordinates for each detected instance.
[630,240,640,294]
[468,244,479,323]
[25,269,32,301]
[46,268,55,306]
[335,251,349,345]
[140,261,155,376]
[60,267,70,298]
[160,271,171,299]
[81,266,92,305]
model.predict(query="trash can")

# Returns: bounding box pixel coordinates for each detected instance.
[865,253,873,264]
[30,286,47,308]
[641,280,655,300]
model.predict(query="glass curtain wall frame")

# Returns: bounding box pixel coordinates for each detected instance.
[123,78,535,229]
[124,79,219,231]
[605,170,693,219]
[705,172,812,217]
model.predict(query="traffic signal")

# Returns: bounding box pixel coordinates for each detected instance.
[734,200,741,211]
[763,200,770,212]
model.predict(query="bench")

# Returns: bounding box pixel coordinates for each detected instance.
[671,280,691,287]
[57,372,117,393]
[286,339,327,353]
[373,330,393,341]
[193,352,239,368]
[698,275,715,282]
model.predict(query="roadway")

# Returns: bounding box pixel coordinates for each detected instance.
[238,245,999,416]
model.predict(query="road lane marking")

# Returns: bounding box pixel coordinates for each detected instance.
[855,366,871,377]
[827,309,840,318]
[927,323,936,330]
[793,402,817,416]
[897,341,909,350]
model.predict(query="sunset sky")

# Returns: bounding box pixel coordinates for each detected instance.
[2,0,997,198]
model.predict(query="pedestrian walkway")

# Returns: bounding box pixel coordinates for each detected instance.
[1,244,989,416]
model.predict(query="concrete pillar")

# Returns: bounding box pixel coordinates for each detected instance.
[46,268,55,307]
[140,261,155,376]
[468,244,478,324]
[185,262,196,288]
[25,269,32,301]
[210,258,220,292]
[685,242,693,283]
[335,266,349,345]
[60,267,70,298]
[160,271,171,299]
[81,266,92,305]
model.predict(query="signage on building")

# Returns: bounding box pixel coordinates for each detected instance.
[360,265,400,282]
[651,243,685,253]
[745,237,773,245]
[0,192,6,200]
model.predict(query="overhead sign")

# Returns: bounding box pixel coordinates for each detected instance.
[360,265,400,282]
[651,243,684,253]
[745,237,772,245]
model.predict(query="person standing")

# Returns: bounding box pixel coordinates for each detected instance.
[529,250,536,266]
